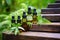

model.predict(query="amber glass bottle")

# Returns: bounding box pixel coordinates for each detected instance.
[32,9,37,24]
[27,7,32,22]
[22,12,29,31]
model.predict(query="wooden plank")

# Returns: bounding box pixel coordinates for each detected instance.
[41,8,60,14]
[55,0,60,3]
[30,23,60,32]
[48,3,60,8]
[41,14,60,22]
[2,32,60,40]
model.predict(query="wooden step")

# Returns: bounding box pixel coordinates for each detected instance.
[41,14,60,22]
[41,8,60,14]
[48,3,60,8]
[2,31,60,40]
[55,0,60,3]
[30,23,60,32]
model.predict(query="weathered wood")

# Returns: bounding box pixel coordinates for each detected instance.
[2,32,60,40]
[30,23,60,32]
[55,0,60,3]
[41,8,60,14]
[48,3,60,8]
[41,14,60,22]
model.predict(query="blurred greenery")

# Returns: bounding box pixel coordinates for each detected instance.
[0,0,56,40]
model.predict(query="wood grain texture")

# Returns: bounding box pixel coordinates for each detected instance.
[41,8,60,14]
[2,32,60,40]
[30,24,60,32]
[48,3,60,8]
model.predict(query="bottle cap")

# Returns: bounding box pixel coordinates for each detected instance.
[23,12,26,18]
[28,7,31,11]
[33,9,37,15]
[18,16,20,19]
[28,7,31,14]
[12,16,15,19]
[11,20,16,23]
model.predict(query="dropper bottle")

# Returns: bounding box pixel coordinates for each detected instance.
[11,16,16,27]
[32,8,37,24]
[22,12,29,31]
[27,7,32,22]
[17,16,21,23]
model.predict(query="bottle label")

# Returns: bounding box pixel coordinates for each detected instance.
[33,15,37,18]
[23,19,26,22]
[27,15,33,21]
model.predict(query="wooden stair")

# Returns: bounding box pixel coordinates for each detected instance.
[55,0,60,3]
[30,23,60,32]
[2,32,60,40]
[48,3,60,8]
[2,0,60,40]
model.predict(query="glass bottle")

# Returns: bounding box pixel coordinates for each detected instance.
[11,16,16,27]
[27,7,33,22]
[17,16,21,24]
[32,9,37,24]
[22,12,29,31]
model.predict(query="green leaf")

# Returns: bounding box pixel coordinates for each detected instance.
[42,18,51,23]
[15,28,19,35]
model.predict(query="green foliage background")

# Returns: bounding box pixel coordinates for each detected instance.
[0,0,56,40]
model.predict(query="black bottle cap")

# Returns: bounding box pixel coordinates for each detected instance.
[34,8,36,12]
[12,16,15,19]
[17,20,21,23]
[23,12,26,18]
[11,20,16,23]
[17,16,21,23]
[23,12,26,15]
[18,16,20,19]
[11,16,16,23]
[28,7,31,11]
[33,9,37,15]
[28,7,31,14]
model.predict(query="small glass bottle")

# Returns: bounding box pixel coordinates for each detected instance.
[27,7,33,22]
[17,16,23,32]
[17,16,21,27]
[11,16,16,27]
[17,16,21,24]
[32,9,37,24]
[22,12,29,31]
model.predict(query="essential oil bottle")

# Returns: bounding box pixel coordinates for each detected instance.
[17,16,21,27]
[11,16,16,27]
[17,16,21,23]
[22,12,29,31]
[27,7,33,22]
[32,8,37,24]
